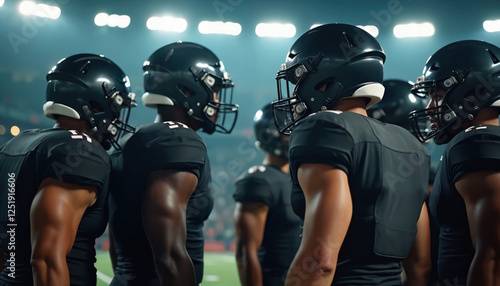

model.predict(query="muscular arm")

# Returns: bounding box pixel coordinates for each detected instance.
[285,163,352,286]
[402,203,431,286]
[141,170,198,286]
[233,202,269,286]
[30,177,97,286]
[456,171,500,286]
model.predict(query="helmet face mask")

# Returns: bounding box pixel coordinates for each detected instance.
[142,42,238,134]
[409,40,500,144]
[272,23,386,134]
[44,54,136,149]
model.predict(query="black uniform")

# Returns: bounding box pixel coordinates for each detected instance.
[289,111,429,285]
[0,129,110,286]
[430,125,500,285]
[233,164,301,285]
[108,121,213,286]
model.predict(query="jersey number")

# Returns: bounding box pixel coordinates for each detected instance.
[68,130,92,143]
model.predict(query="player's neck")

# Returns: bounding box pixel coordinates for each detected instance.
[54,116,90,133]
[154,105,202,130]
[471,107,500,127]
[331,97,368,116]
[264,153,289,173]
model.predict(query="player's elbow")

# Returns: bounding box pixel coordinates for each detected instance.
[152,246,187,274]
[30,257,48,273]
[31,252,65,277]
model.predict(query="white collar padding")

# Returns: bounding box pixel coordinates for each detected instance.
[142,92,174,108]
[43,101,80,120]
[350,83,385,108]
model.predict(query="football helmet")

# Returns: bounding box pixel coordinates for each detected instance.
[44,53,136,149]
[142,41,238,134]
[272,23,386,134]
[410,40,500,144]
[367,79,428,137]
[254,102,289,161]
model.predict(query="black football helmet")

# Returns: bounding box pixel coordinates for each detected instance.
[254,102,289,161]
[410,40,500,144]
[44,53,136,149]
[367,79,428,137]
[142,41,238,134]
[272,23,386,134]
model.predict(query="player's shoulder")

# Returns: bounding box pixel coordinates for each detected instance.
[237,165,275,182]
[132,121,204,146]
[446,124,500,156]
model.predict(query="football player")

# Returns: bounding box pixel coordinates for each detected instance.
[409,40,500,285]
[107,42,238,286]
[233,102,301,286]
[272,23,430,285]
[0,54,135,285]
[368,79,433,286]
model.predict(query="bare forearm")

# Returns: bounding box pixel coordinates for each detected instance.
[236,248,263,286]
[285,253,335,286]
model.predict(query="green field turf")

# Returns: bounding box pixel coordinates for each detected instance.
[95,251,240,286]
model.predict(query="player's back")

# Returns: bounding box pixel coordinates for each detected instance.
[289,111,429,285]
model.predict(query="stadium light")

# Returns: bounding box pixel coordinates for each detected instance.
[357,25,379,37]
[0,125,5,135]
[310,24,379,37]
[483,19,500,32]
[0,0,4,7]
[94,13,108,26]
[19,1,61,20]
[94,13,130,28]
[198,21,241,36]
[146,16,187,32]
[393,22,435,38]
[10,126,20,136]
[255,23,296,38]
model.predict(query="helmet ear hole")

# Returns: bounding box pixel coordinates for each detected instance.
[89,100,104,113]
[178,85,196,97]
[314,78,335,93]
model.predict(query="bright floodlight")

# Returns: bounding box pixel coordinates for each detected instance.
[147,16,187,32]
[0,0,5,7]
[393,22,435,38]
[107,14,119,27]
[94,13,108,26]
[255,23,296,38]
[198,21,241,36]
[483,20,500,32]
[117,15,131,28]
[357,25,379,38]
[19,1,61,20]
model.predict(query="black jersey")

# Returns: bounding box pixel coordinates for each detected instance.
[108,121,213,285]
[430,125,500,285]
[233,164,301,285]
[0,129,110,286]
[289,111,429,285]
